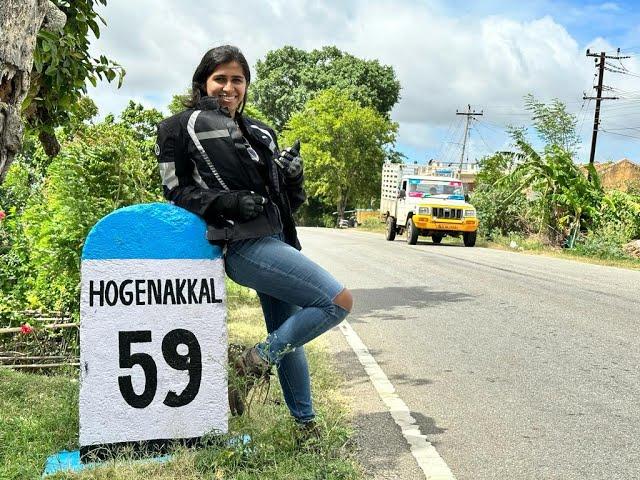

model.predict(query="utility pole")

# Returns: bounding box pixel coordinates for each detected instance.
[584,49,628,175]
[456,104,483,179]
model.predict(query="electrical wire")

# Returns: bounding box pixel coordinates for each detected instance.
[439,117,465,164]
[577,98,592,138]
[599,126,640,132]
[605,67,640,78]
[599,129,640,140]
[434,118,458,161]
[470,120,495,155]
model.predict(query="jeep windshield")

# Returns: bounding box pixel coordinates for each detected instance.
[407,180,463,198]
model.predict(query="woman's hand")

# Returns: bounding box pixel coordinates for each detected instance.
[274,140,303,180]
[209,191,266,222]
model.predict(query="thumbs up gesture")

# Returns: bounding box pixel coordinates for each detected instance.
[274,139,303,180]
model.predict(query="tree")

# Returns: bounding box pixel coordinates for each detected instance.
[499,138,602,246]
[119,101,163,142]
[252,46,401,131]
[242,102,271,125]
[0,0,66,183]
[0,100,162,315]
[524,94,580,155]
[0,0,124,184]
[167,90,190,115]
[117,101,164,195]
[281,88,397,220]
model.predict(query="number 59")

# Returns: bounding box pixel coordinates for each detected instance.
[118,329,202,409]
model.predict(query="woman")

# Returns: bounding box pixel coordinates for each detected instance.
[156,45,353,432]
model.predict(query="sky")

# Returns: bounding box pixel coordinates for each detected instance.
[87,0,640,166]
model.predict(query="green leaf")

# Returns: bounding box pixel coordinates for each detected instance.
[23,1,124,138]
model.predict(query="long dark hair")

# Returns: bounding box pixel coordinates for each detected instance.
[184,45,251,113]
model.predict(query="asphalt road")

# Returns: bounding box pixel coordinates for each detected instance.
[298,227,640,480]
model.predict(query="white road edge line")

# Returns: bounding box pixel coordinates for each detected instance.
[339,320,456,480]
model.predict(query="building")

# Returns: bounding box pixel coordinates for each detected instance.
[589,158,640,191]
[417,160,480,192]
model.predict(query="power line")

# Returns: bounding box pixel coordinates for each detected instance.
[577,98,591,139]
[474,118,505,136]
[435,118,460,162]
[440,117,465,164]
[618,45,640,52]
[605,67,640,78]
[599,129,640,141]
[470,120,494,155]
[600,126,640,132]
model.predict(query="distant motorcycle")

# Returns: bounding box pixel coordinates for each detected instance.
[337,216,357,228]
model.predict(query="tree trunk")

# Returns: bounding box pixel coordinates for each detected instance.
[0,0,65,184]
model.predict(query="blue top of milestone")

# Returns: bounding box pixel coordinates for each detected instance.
[82,203,222,260]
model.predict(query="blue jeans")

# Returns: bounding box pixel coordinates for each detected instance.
[224,234,349,423]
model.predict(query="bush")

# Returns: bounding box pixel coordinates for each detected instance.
[471,153,530,237]
[361,216,382,228]
[0,161,43,317]
[1,122,162,316]
[597,190,640,241]
[322,214,336,228]
[573,223,633,260]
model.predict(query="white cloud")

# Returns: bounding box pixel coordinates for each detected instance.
[87,0,639,162]
[599,2,621,12]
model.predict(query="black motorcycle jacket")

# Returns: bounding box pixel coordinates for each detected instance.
[155,96,305,249]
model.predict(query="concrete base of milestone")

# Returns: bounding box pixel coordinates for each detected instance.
[79,437,204,462]
[43,450,172,477]
[43,435,251,477]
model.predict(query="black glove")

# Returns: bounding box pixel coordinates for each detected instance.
[274,140,303,179]
[209,191,266,222]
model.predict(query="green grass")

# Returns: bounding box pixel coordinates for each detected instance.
[485,233,640,270]
[355,217,385,234]
[0,367,79,479]
[356,225,640,269]
[0,281,361,479]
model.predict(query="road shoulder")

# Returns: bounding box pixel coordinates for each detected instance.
[324,325,426,480]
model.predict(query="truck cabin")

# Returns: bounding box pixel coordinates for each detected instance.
[404,177,464,199]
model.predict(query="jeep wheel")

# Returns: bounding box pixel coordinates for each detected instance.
[432,233,444,244]
[385,216,397,241]
[406,218,419,245]
[463,231,477,247]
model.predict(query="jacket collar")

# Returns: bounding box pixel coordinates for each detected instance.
[196,96,231,116]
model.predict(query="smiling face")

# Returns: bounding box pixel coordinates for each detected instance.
[205,61,247,117]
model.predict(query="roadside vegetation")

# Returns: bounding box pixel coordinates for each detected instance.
[470,95,640,265]
[357,218,640,269]
[357,95,640,269]
[0,281,360,480]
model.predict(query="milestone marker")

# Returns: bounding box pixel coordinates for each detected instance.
[79,203,227,459]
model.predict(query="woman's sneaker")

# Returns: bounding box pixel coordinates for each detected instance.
[295,420,322,449]
[234,345,272,380]
[228,345,272,416]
